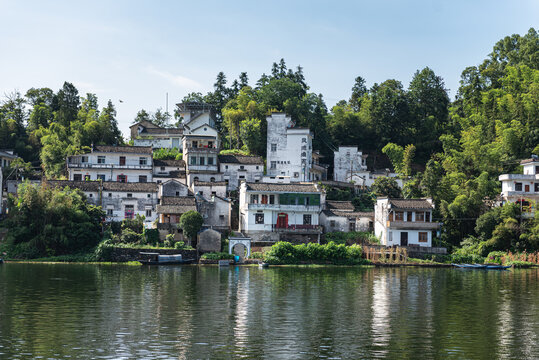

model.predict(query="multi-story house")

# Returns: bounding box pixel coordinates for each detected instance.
[311,150,328,181]
[239,182,325,242]
[499,155,539,217]
[0,150,18,168]
[156,179,196,241]
[218,154,264,190]
[374,198,440,247]
[333,146,368,183]
[153,159,186,184]
[47,180,159,225]
[131,120,184,149]
[266,113,314,182]
[320,200,373,233]
[67,145,153,183]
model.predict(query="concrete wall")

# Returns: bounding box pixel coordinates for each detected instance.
[221,163,263,190]
[197,196,231,230]
[333,146,367,182]
[69,168,153,182]
[197,229,222,253]
[160,180,190,197]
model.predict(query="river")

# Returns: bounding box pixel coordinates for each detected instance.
[1,263,538,359]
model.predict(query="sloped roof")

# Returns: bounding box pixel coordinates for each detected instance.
[322,210,374,219]
[245,182,320,193]
[388,198,433,210]
[93,145,152,154]
[521,157,539,165]
[153,171,186,179]
[326,200,355,211]
[153,159,185,167]
[218,155,264,165]
[194,181,228,186]
[157,196,197,214]
[143,128,183,135]
[102,182,158,192]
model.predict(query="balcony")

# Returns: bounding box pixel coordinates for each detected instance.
[185,146,218,153]
[387,221,440,230]
[271,224,322,233]
[247,203,321,212]
[67,163,152,170]
[187,165,218,172]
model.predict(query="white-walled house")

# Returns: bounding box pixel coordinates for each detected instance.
[67,145,153,183]
[153,159,186,184]
[239,182,325,242]
[499,156,539,217]
[374,198,440,247]
[182,122,222,187]
[320,200,373,233]
[266,113,314,182]
[47,180,159,225]
[333,146,368,182]
[192,181,227,200]
[0,150,18,169]
[218,154,264,190]
[130,120,184,149]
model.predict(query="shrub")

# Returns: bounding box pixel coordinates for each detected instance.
[143,228,160,245]
[174,241,185,250]
[164,234,175,248]
[263,241,366,265]
[324,231,378,245]
[486,251,507,264]
[201,252,235,260]
[121,215,144,234]
[249,251,264,259]
[94,240,114,261]
[120,228,143,244]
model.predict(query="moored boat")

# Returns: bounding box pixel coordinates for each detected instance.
[452,263,511,270]
[139,252,195,265]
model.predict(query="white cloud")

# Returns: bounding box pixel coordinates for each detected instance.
[146,66,202,90]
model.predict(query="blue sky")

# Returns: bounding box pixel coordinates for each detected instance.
[0,0,537,137]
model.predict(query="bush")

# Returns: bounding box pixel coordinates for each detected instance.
[201,252,235,260]
[120,228,143,244]
[249,251,264,259]
[94,240,114,261]
[143,228,160,245]
[263,241,367,265]
[121,215,144,234]
[164,234,175,248]
[324,231,378,245]
[174,241,185,250]
[153,147,182,160]
[486,251,507,264]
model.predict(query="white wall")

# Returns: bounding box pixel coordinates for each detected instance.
[221,163,263,190]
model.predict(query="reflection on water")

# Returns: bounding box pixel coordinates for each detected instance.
[1,264,539,359]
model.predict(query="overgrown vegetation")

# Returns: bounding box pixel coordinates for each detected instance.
[153,147,182,160]
[263,241,368,265]
[324,231,379,245]
[200,252,235,260]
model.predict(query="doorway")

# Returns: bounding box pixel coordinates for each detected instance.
[400,232,408,246]
[276,213,288,229]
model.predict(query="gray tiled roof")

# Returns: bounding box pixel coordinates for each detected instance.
[102,182,158,192]
[326,200,355,211]
[194,181,227,186]
[521,157,539,164]
[157,196,197,214]
[161,196,196,206]
[153,159,185,167]
[322,210,374,218]
[93,145,153,154]
[245,182,320,193]
[388,199,433,210]
[142,127,183,135]
[218,155,264,165]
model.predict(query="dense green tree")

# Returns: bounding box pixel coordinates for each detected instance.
[179,210,203,242]
[371,177,402,198]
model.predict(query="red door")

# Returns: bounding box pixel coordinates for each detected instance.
[525,184,530,192]
[276,213,288,229]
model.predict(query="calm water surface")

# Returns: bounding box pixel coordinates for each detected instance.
[1,263,539,359]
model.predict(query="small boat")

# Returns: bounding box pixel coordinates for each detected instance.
[139,252,195,265]
[485,264,512,270]
[258,262,269,268]
[452,263,486,269]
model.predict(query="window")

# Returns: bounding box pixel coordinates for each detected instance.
[515,182,523,191]
[389,231,393,242]
[200,157,205,165]
[208,141,213,148]
[192,141,198,148]
[535,183,539,192]
[406,212,412,222]
[139,157,147,165]
[210,177,215,182]
[212,191,216,196]
[305,196,310,206]
[157,180,162,184]
[108,193,112,197]
[124,205,134,219]
[106,209,113,216]
[225,165,229,170]
[175,191,180,196]
[255,213,264,224]
[240,165,244,170]
[139,175,147,183]
[97,156,105,164]
[271,143,277,152]
[416,212,425,222]
[117,175,127,183]
[81,156,88,163]
[119,156,126,166]
[395,211,404,221]
[269,195,275,204]
[161,166,165,171]
[194,177,199,182]
[330,220,336,227]
[97,174,106,181]
[270,161,276,169]
[303,214,312,225]
[239,175,245,179]
[425,212,431,222]
[84,175,91,181]
[190,156,197,165]
[127,193,133,198]
[251,194,259,204]
[261,195,268,204]
[419,232,428,243]
[208,157,214,165]
[256,166,259,170]
[145,209,152,217]
[294,172,299,178]
[89,194,93,198]
[147,194,151,198]
[74,174,82,181]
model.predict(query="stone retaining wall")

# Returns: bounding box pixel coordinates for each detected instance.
[109,247,197,262]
